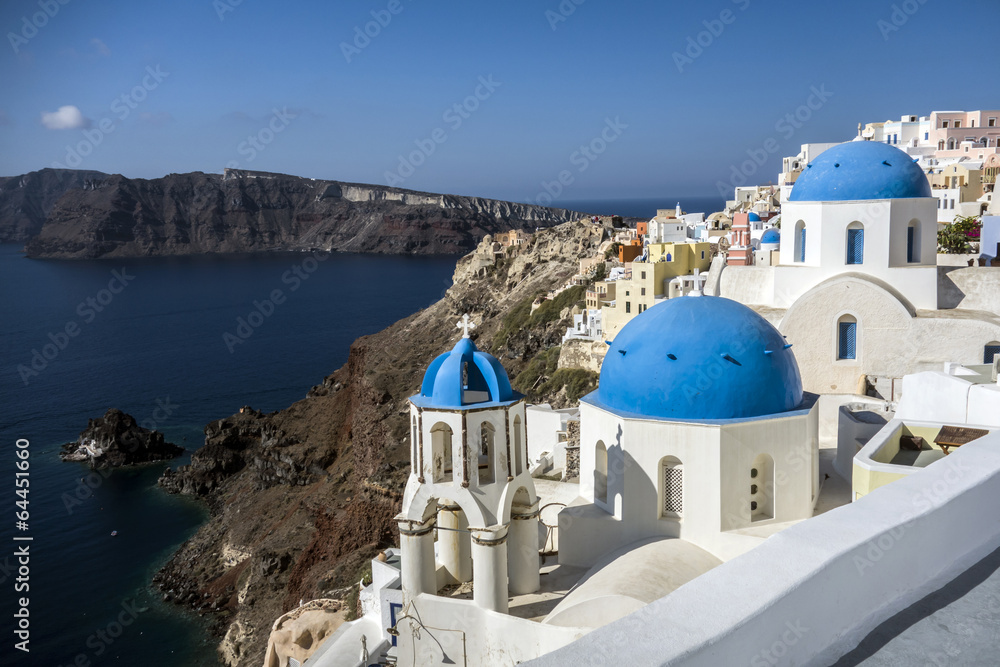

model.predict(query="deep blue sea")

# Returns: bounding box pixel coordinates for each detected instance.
[0,244,456,666]
[552,196,727,219]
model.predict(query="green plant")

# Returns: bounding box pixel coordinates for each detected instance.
[512,347,561,395]
[938,215,981,254]
[539,368,599,402]
[592,263,607,282]
[604,242,622,260]
[531,285,587,325]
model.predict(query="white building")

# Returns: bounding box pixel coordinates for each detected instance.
[560,294,819,566]
[396,320,540,614]
[713,141,1000,397]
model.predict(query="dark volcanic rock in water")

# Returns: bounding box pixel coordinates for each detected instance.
[60,408,183,468]
[0,167,109,242]
[158,405,328,497]
[23,168,589,259]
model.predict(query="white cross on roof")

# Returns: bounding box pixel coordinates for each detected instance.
[457,314,476,338]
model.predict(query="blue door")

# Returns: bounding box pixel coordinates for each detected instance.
[986,345,1000,364]
[799,228,806,262]
[389,602,402,646]
[907,226,915,262]
[839,322,857,360]
[847,228,864,265]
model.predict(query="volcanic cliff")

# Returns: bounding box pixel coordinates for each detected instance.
[152,218,610,666]
[20,168,587,258]
[0,168,109,242]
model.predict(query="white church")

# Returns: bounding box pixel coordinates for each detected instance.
[711,140,1000,398]
[282,141,1000,667]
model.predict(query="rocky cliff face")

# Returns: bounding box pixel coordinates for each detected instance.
[22,168,587,258]
[153,218,609,666]
[59,408,183,468]
[0,168,109,242]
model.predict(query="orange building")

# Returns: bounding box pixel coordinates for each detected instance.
[619,239,644,263]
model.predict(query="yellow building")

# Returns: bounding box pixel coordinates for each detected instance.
[646,241,712,272]
[601,242,712,340]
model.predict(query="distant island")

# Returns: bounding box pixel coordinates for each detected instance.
[0,167,588,259]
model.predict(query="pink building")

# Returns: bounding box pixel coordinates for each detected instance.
[928,110,1000,159]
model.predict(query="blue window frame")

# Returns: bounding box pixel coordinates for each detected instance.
[986,345,1000,364]
[839,321,857,360]
[847,228,864,265]
[798,228,806,262]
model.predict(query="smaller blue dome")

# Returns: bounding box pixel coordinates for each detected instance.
[760,228,780,245]
[789,142,931,202]
[417,336,519,409]
[748,212,761,222]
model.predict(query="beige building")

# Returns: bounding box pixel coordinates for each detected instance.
[602,243,712,340]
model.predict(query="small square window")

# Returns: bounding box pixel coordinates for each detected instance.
[641,287,646,296]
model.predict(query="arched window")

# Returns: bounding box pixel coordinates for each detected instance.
[907,219,921,263]
[838,314,858,361]
[430,422,453,483]
[750,454,775,521]
[479,422,495,485]
[411,416,419,469]
[513,415,523,475]
[986,342,1000,364]
[794,220,807,263]
[948,138,956,150]
[846,221,864,265]
[660,457,683,519]
[594,441,608,504]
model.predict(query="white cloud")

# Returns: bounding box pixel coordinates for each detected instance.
[41,105,90,130]
[90,38,110,57]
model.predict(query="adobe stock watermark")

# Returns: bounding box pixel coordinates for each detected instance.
[213,0,244,21]
[853,455,970,576]
[16,268,135,385]
[55,588,151,665]
[715,84,833,198]
[384,75,502,188]
[224,107,297,169]
[545,0,586,31]
[749,620,810,667]
[877,0,931,41]
[7,0,72,54]
[531,117,628,207]
[341,0,412,63]
[222,250,330,353]
[672,0,751,73]
[51,66,170,169]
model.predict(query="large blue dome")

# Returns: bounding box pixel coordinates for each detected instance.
[760,228,780,245]
[416,336,519,409]
[593,296,803,421]
[789,142,931,202]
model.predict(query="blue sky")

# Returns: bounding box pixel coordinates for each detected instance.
[1,0,998,203]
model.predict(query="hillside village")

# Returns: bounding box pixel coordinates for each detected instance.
[245,109,1000,667]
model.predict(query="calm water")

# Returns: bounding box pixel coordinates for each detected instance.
[0,245,456,666]
[554,196,727,219]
